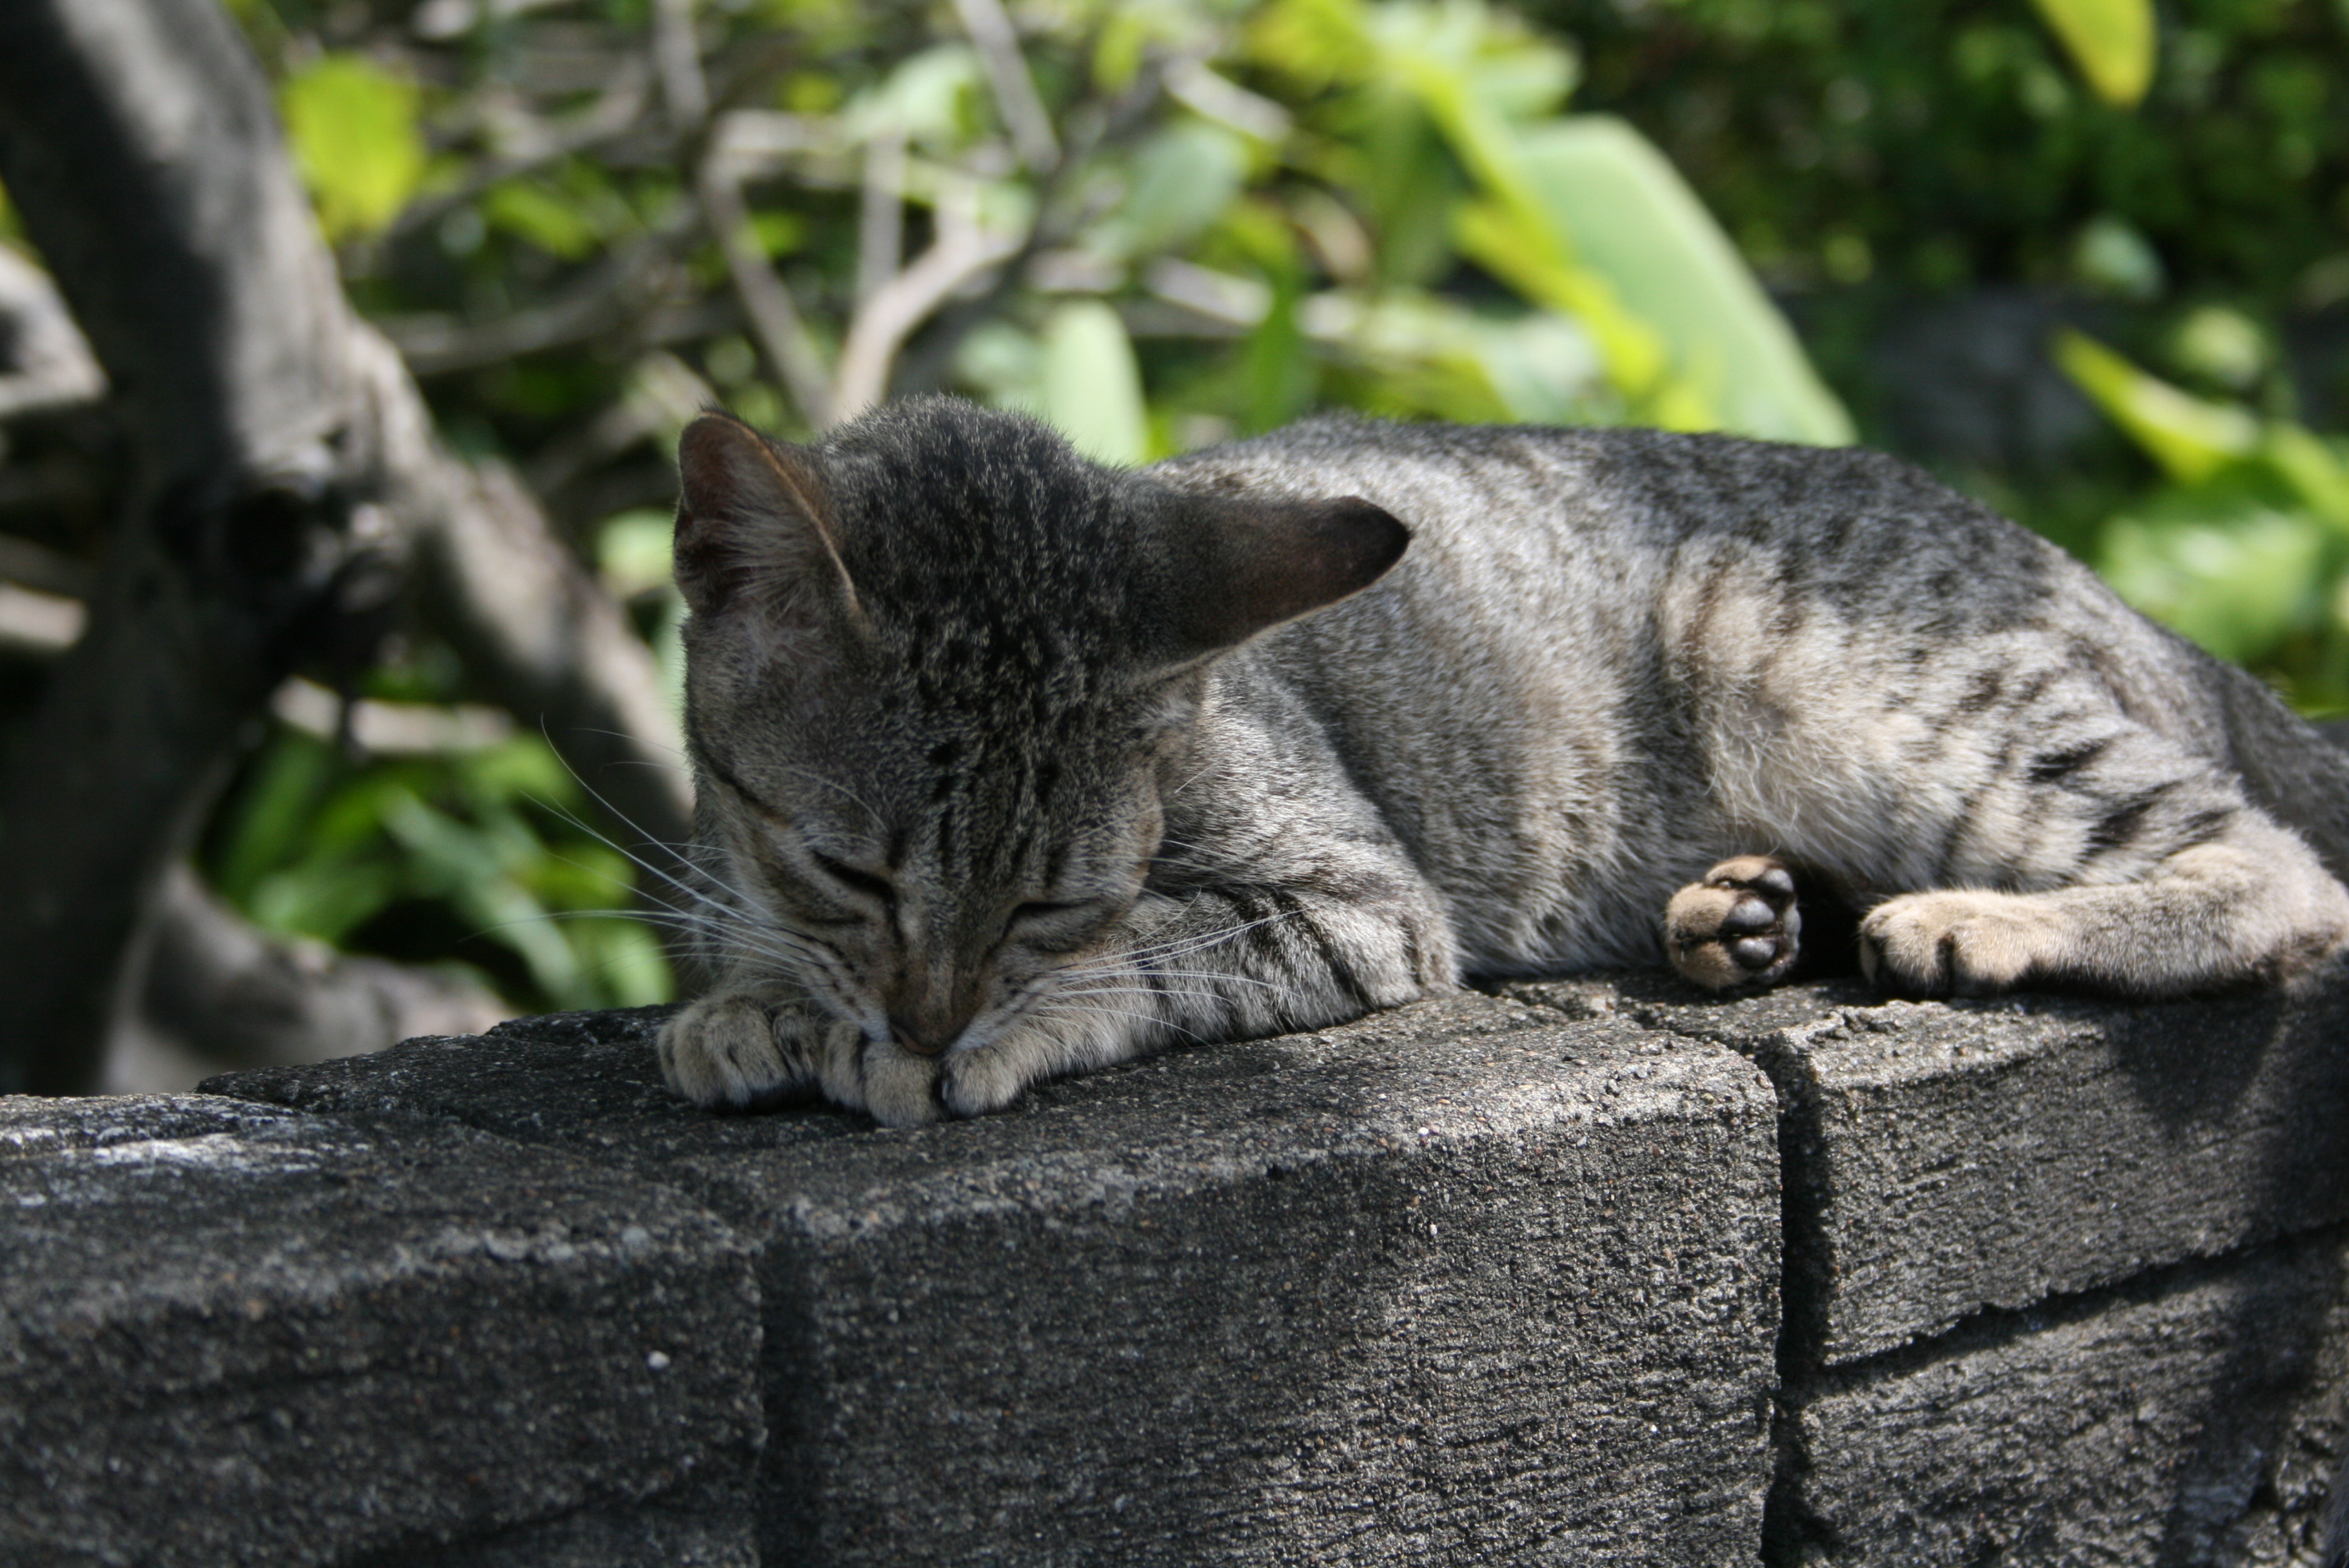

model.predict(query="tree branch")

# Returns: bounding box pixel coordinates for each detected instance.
[831,183,1025,423]
[951,0,1058,173]
[110,862,504,1092]
[349,324,692,851]
[0,245,105,420]
[697,128,833,427]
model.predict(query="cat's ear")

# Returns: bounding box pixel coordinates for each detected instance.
[1156,495,1409,656]
[674,411,859,624]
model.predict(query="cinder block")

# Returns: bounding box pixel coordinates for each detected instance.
[1778,1229,2349,1566]
[0,1093,762,1567]
[216,992,1783,1565]
[1509,967,2349,1364]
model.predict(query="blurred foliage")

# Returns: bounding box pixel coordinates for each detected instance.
[3,0,2341,1018]
[208,726,671,1011]
[279,53,430,239]
[2029,0,2156,107]
[2060,330,2349,707]
[1543,0,2349,310]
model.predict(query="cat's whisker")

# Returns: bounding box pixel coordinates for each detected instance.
[751,762,885,827]
[514,904,812,978]
[564,726,692,765]
[1052,983,1229,1005]
[1050,967,1280,998]
[533,799,792,948]
[1094,913,1295,964]
[1089,912,1297,970]
[1117,966,1281,988]
[1031,1001,1210,1044]
[1160,762,1220,803]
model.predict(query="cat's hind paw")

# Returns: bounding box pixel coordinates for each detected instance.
[1666,856,1803,992]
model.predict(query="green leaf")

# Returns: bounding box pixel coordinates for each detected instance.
[597,510,678,598]
[249,856,401,945]
[279,54,427,241]
[2055,331,2260,484]
[481,181,601,260]
[854,46,986,147]
[1039,302,1149,465]
[213,732,337,903]
[1104,120,1251,261]
[1241,264,1316,434]
[2027,0,2155,108]
[2099,497,2323,666]
[1510,116,1854,445]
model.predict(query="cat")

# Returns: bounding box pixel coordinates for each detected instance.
[654,397,2349,1127]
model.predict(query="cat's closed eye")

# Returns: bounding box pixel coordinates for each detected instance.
[810,852,896,909]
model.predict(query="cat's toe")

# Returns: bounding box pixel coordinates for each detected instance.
[1666,856,1803,991]
[658,993,815,1110]
[938,1048,1030,1119]
[853,1042,948,1127]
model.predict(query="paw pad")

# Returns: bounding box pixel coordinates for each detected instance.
[1666,857,1803,992]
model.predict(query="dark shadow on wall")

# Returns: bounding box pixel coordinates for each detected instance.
[2105,980,2349,1565]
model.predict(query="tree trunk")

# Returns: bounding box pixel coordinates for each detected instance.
[0,0,687,1093]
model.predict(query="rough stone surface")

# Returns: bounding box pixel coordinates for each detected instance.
[0,1092,762,1567]
[214,992,1783,1565]
[1780,1228,2349,1567]
[1508,967,2349,1364]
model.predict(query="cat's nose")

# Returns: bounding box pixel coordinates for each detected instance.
[888,1016,953,1057]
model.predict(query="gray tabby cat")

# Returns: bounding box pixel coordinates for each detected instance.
[656,397,2349,1126]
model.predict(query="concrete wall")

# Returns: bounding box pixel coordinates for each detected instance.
[3,969,2343,1564]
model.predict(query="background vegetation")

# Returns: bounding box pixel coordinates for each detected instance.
[1,0,2341,1054]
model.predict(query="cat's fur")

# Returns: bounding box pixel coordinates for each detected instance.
[657,398,2349,1126]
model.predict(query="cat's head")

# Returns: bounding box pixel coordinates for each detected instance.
[672,397,1404,1063]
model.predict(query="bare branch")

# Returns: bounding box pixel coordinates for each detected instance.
[831,183,1025,424]
[892,64,1169,395]
[1163,59,1292,144]
[651,0,709,132]
[698,121,833,426]
[270,676,516,756]
[0,0,692,1090]
[107,862,505,1093]
[380,235,684,374]
[857,127,908,308]
[951,0,1059,173]
[526,349,714,497]
[348,324,692,851]
[0,580,84,658]
[0,246,106,420]
[0,0,369,1093]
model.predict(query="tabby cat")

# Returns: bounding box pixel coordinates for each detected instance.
[656,398,2349,1126]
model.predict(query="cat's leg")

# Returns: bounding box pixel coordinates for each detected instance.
[937,881,1457,1120]
[1860,812,2349,998]
[657,983,867,1111]
[1664,855,1804,990]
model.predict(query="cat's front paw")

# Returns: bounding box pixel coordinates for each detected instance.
[659,991,837,1111]
[1666,856,1803,991]
[1859,891,2042,998]
[659,992,956,1127]
[936,1010,1117,1119]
